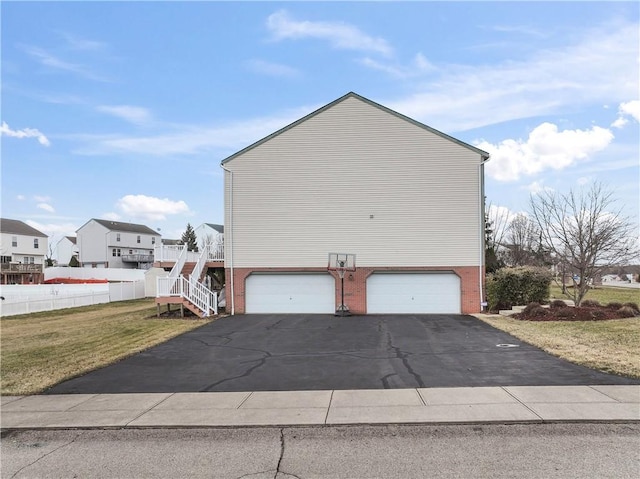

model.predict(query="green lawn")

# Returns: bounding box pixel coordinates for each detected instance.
[1,299,211,395]
[478,283,639,378]
[549,284,640,305]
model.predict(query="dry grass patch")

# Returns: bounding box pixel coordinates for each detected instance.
[476,314,640,379]
[1,299,211,395]
[549,284,639,305]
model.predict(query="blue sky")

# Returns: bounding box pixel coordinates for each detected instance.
[2,1,638,248]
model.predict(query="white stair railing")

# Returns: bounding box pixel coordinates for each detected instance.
[190,243,211,283]
[169,245,188,278]
[157,275,218,318]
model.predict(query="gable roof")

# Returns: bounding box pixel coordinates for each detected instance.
[221,91,489,165]
[82,219,159,235]
[65,236,77,244]
[203,223,224,233]
[0,218,48,237]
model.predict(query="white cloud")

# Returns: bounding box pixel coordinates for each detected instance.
[34,195,52,202]
[267,10,393,56]
[576,176,592,186]
[102,212,121,221]
[612,100,640,128]
[58,31,106,51]
[37,203,55,213]
[245,59,301,78]
[20,45,111,82]
[359,52,436,79]
[522,180,553,195]
[97,105,153,125]
[478,122,614,182]
[16,195,26,201]
[116,195,191,221]
[385,21,639,132]
[1,121,50,146]
[25,220,78,237]
[72,105,318,157]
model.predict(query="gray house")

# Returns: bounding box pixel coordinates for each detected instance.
[77,219,160,269]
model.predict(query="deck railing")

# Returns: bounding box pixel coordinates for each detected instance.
[154,245,201,264]
[157,275,217,317]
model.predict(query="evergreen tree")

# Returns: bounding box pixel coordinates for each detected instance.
[181,223,199,252]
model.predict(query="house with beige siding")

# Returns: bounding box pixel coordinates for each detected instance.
[221,92,489,315]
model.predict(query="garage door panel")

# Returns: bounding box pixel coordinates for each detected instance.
[246,274,335,314]
[367,273,460,314]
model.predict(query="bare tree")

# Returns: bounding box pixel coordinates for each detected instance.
[504,214,539,267]
[529,182,637,305]
[485,202,510,251]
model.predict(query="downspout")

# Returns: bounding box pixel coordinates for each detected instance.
[479,155,490,311]
[220,163,235,315]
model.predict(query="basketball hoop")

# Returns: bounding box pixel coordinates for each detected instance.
[328,253,356,316]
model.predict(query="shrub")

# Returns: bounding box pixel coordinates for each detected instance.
[550,299,568,309]
[617,306,638,318]
[589,309,607,320]
[555,308,574,319]
[523,304,547,318]
[606,302,623,310]
[486,267,552,311]
[581,299,600,308]
[623,302,640,313]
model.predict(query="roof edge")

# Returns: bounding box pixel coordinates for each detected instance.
[220,91,489,165]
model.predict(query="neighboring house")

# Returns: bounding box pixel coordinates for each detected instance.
[161,239,182,246]
[54,236,79,266]
[221,92,489,315]
[76,219,160,269]
[194,223,224,249]
[0,218,48,284]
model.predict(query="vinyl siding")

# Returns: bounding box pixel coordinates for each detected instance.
[224,96,483,268]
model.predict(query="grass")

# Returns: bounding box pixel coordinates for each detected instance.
[549,283,640,305]
[1,299,211,395]
[478,282,640,379]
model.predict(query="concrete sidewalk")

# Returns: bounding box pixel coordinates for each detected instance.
[2,385,638,429]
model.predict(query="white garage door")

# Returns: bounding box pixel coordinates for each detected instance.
[367,273,461,314]
[245,273,335,314]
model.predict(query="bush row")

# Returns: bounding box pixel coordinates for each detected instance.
[486,266,552,311]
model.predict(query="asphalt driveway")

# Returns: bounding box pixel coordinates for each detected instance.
[46,314,639,394]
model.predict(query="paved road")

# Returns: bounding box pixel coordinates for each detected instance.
[3,423,639,478]
[47,314,639,394]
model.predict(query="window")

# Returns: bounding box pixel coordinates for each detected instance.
[11,236,17,247]
[137,235,141,244]
[24,257,34,264]
[1,256,11,264]
[112,248,121,257]
[116,233,121,242]
[151,237,156,245]
[34,238,39,249]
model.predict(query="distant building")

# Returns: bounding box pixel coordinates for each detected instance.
[76,219,160,269]
[0,218,48,284]
[194,223,224,249]
[54,236,79,266]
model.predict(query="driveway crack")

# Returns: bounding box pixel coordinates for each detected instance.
[386,332,425,388]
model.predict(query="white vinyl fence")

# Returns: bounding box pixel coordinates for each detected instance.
[0,282,146,317]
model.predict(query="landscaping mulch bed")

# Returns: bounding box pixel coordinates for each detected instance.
[514,301,640,322]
